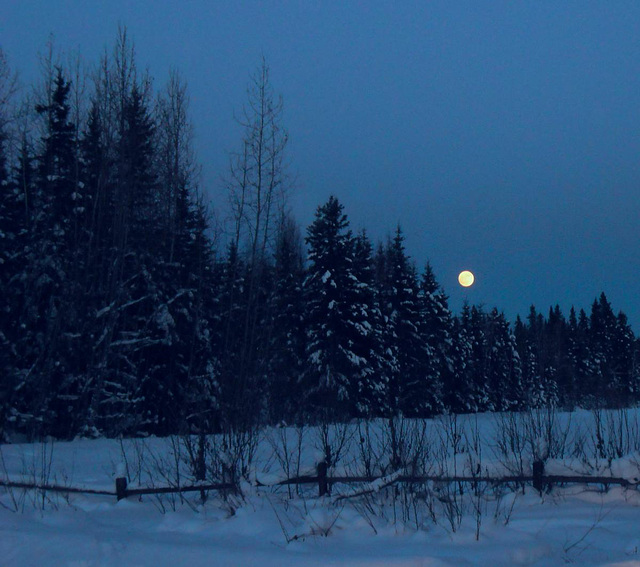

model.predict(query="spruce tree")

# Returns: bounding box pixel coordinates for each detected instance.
[218,242,247,422]
[302,196,365,420]
[35,67,78,245]
[514,314,542,407]
[265,215,305,423]
[448,305,476,413]
[418,262,448,414]
[351,230,387,417]
[588,293,618,405]
[16,66,85,438]
[380,227,436,417]
[570,308,594,406]
[182,200,222,433]
[468,305,490,411]
[88,82,164,435]
[485,308,523,411]
[0,106,20,436]
[612,311,638,404]
[585,293,637,406]
[542,305,564,406]
[79,102,114,294]
[522,305,559,408]
[2,139,37,435]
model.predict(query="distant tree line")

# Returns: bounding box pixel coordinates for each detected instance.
[1,33,638,440]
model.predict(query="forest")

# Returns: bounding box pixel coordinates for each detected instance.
[1,30,638,441]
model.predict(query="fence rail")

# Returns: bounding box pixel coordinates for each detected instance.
[114,477,235,501]
[260,460,639,497]
[0,479,116,497]
[1,460,638,503]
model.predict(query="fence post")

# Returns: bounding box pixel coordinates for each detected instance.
[532,460,544,494]
[317,461,328,497]
[116,477,128,501]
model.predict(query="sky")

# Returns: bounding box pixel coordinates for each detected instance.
[2,1,640,328]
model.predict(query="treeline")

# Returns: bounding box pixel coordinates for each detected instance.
[0,33,638,440]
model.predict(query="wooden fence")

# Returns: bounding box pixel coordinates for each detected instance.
[1,460,637,503]
[255,460,639,498]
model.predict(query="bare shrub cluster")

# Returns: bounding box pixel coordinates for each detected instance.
[1,408,639,542]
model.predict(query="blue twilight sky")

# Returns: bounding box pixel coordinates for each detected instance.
[2,1,640,327]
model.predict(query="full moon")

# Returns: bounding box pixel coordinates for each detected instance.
[458,270,475,288]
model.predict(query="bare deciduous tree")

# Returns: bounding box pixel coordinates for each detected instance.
[0,47,19,133]
[223,57,291,426]
[227,56,289,261]
[156,69,200,262]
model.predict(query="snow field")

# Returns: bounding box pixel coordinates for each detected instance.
[2,408,640,566]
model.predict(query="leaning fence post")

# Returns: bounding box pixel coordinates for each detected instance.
[116,477,128,501]
[532,460,544,494]
[317,461,328,497]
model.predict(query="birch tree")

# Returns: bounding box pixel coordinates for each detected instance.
[223,58,290,426]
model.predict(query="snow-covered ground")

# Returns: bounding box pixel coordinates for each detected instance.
[2,410,640,566]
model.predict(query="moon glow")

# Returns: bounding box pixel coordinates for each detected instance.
[458,270,475,288]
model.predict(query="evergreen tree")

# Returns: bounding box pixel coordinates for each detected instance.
[612,311,639,403]
[265,215,305,423]
[585,293,637,406]
[118,83,159,253]
[218,242,247,422]
[520,305,560,408]
[2,138,36,434]
[588,293,618,405]
[466,305,490,411]
[448,305,477,412]
[563,306,580,406]
[514,314,542,407]
[418,262,448,414]
[181,200,222,433]
[130,74,221,435]
[570,308,594,406]
[35,67,78,244]
[13,66,86,438]
[350,230,387,417]
[484,308,523,411]
[80,101,114,294]
[0,97,20,436]
[302,196,365,420]
[87,82,164,436]
[380,227,437,417]
[542,305,564,406]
